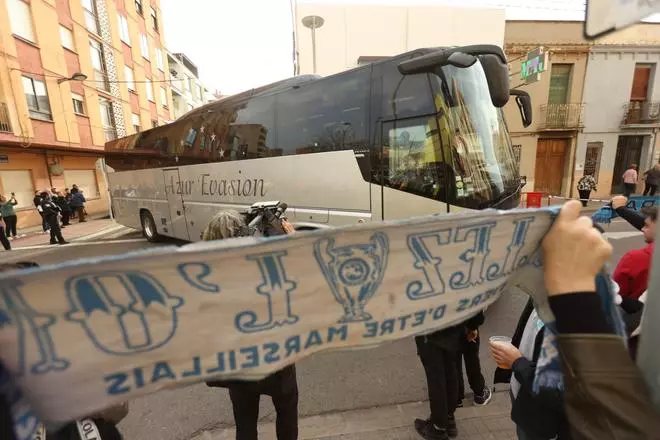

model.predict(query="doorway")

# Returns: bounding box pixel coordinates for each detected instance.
[611,135,644,194]
[534,138,569,195]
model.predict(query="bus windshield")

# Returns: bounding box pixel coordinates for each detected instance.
[432,62,519,209]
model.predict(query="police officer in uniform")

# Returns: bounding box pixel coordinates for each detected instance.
[39,192,68,245]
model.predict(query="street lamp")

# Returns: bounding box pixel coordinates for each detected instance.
[302,15,324,74]
[57,72,88,84]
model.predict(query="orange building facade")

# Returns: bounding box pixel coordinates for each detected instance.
[0,0,172,228]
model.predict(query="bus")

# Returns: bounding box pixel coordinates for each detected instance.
[105,45,532,242]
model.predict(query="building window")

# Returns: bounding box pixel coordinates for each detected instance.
[155,48,164,71]
[117,14,130,45]
[81,0,100,34]
[135,0,143,16]
[145,78,154,102]
[90,39,109,92]
[631,64,653,101]
[183,75,191,92]
[152,119,158,128]
[150,7,159,32]
[160,87,168,107]
[140,33,149,60]
[59,25,75,51]
[99,98,116,141]
[124,66,135,92]
[131,113,141,133]
[21,76,52,121]
[63,170,99,198]
[199,85,204,101]
[0,170,34,209]
[548,64,573,105]
[584,142,603,183]
[72,93,86,115]
[8,0,35,42]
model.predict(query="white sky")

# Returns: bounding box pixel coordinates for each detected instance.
[160,0,659,95]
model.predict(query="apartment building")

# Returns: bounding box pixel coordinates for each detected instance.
[503,21,660,198]
[167,51,214,120]
[0,0,172,228]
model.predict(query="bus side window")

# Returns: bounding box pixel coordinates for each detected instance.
[276,68,370,157]
[379,68,436,119]
[233,95,277,160]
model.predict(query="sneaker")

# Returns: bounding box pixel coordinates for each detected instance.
[474,386,493,406]
[414,419,449,440]
[447,414,458,438]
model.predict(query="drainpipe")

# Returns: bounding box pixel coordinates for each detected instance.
[43,151,53,188]
[568,47,591,199]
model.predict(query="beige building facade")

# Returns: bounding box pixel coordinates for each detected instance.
[0,0,172,228]
[294,2,505,76]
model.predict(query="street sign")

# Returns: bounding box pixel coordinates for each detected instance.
[585,0,660,39]
[520,47,548,84]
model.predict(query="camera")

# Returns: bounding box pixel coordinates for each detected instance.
[242,201,289,237]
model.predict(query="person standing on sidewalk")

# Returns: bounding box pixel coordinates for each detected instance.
[414,312,485,440]
[54,190,72,227]
[33,190,49,233]
[576,171,597,208]
[642,163,660,196]
[69,187,87,222]
[622,164,638,197]
[40,191,68,245]
[0,194,18,239]
[456,311,492,408]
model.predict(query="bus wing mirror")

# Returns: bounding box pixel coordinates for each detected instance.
[477,53,510,108]
[510,89,533,128]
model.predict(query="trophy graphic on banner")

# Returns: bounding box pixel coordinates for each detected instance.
[314,233,389,323]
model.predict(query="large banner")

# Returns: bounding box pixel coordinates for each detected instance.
[592,195,659,224]
[1,208,561,435]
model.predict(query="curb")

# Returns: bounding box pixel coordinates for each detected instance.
[73,224,128,242]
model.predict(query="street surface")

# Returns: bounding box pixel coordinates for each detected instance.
[2,217,645,440]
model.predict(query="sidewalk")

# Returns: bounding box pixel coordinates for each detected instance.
[191,390,515,440]
[9,216,129,249]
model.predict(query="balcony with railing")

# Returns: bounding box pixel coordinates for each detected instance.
[0,102,11,133]
[537,103,584,130]
[103,127,118,142]
[621,101,660,126]
[94,69,111,93]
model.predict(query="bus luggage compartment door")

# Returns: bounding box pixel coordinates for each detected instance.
[162,169,191,240]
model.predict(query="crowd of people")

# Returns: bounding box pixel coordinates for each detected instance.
[0,185,88,251]
[0,196,659,440]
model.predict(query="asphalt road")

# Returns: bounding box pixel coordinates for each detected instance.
[2,219,646,440]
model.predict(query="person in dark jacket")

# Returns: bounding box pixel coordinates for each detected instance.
[456,311,492,408]
[202,210,298,440]
[69,188,86,223]
[53,191,72,227]
[39,192,68,245]
[491,300,570,440]
[414,312,484,440]
[33,190,49,233]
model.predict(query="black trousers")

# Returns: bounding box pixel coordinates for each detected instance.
[418,342,458,429]
[3,215,17,237]
[644,183,658,196]
[47,217,66,244]
[624,183,636,197]
[0,226,10,250]
[227,366,298,440]
[61,211,71,226]
[577,189,591,207]
[457,335,486,400]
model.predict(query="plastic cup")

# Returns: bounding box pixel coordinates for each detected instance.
[489,336,513,369]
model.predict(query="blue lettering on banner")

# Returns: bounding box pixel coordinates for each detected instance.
[456,286,503,313]
[64,271,184,355]
[177,263,220,293]
[450,222,497,290]
[485,217,535,280]
[406,229,451,300]
[314,233,389,323]
[0,279,69,376]
[235,251,299,333]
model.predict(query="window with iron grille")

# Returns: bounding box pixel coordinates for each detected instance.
[72,93,86,115]
[584,142,603,183]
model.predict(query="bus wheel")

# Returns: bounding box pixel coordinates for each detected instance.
[141,211,160,242]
